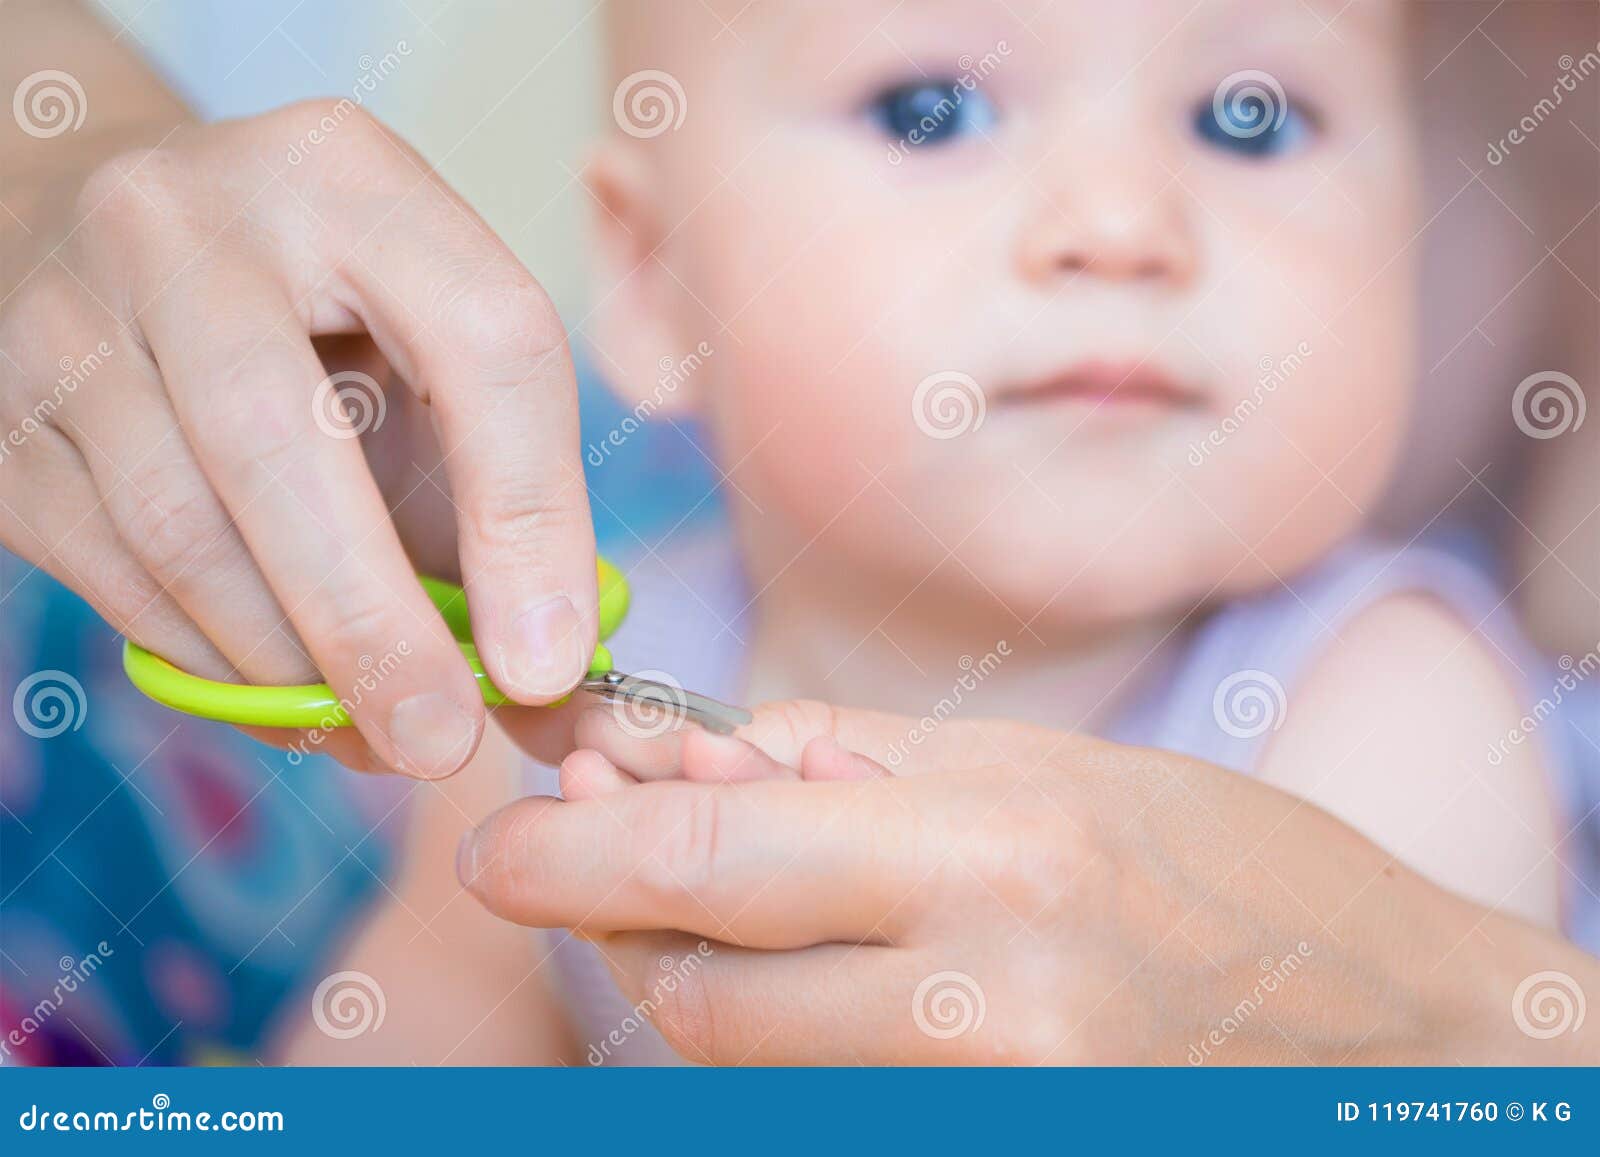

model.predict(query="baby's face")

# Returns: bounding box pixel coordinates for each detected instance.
[595,0,1418,628]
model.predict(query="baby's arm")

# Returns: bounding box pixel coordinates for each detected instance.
[1257,594,1561,928]
[276,724,576,1065]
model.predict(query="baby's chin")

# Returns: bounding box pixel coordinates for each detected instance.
[899,532,1252,636]
[945,521,1220,627]
[840,466,1348,630]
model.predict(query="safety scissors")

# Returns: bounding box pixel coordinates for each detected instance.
[121,557,752,735]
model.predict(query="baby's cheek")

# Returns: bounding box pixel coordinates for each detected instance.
[1181,200,1416,571]
[690,210,940,525]
[715,338,923,536]
[1193,363,1407,587]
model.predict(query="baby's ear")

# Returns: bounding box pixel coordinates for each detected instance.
[580,141,704,416]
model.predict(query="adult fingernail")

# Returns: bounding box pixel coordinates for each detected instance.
[386,692,479,779]
[507,594,586,698]
[456,827,484,886]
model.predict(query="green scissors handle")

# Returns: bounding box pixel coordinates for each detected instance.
[123,558,630,729]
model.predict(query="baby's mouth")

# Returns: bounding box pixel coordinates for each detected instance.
[994,359,1204,412]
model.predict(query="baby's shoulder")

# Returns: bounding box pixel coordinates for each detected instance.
[1266,589,1526,765]
[1257,590,1561,924]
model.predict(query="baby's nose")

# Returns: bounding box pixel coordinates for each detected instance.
[1015,146,1198,287]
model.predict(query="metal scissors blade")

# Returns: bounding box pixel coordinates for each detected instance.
[579,671,752,736]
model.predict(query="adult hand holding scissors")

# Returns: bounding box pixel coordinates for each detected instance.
[3,5,599,778]
[460,702,1600,1065]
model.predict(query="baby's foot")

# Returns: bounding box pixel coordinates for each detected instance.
[560,703,890,800]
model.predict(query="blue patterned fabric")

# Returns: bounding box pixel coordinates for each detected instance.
[0,555,408,1065]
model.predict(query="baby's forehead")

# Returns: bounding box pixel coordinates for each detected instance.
[607,0,1405,72]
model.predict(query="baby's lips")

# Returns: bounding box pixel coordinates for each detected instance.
[995,357,1205,410]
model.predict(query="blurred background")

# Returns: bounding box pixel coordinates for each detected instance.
[99,0,604,312]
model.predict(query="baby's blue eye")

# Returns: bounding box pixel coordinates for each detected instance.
[1193,91,1313,159]
[870,80,997,147]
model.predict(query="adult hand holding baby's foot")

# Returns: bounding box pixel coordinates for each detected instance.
[461,701,1597,1065]
[556,699,896,801]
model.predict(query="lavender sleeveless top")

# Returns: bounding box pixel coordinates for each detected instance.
[528,532,1599,1064]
